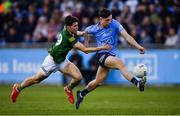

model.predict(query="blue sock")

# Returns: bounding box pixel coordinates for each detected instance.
[130,77,139,86]
[81,88,89,97]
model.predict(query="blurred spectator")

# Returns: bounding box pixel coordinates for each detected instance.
[33,16,48,42]
[156,18,164,32]
[154,31,166,44]
[0,2,3,14]
[125,0,138,14]
[133,4,148,25]
[109,0,122,18]
[24,14,36,35]
[51,7,62,28]
[163,16,178,34]
[138,16,156,43]
[108,0,123,12]
[149,4,159,25]
[81,17,90,30]
[47,18,58,42]
[41,4,51,21]
[60,0,74,12]
[129,24,139,43]
[6,26,23,43]
[120,5,132,24]
[14,14,25,41]
[23,33,32,45]
[165,28,179,46]
[85,6,98,24]
[62,7,72,19]
[72,1,84,28]
[3,6,15,29]
[0,0,179,47]
[1,0,12,14]
[53,0,61,9]
[139,30,152,44]
[26,3,39,19]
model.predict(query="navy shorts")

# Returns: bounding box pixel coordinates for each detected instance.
[96,52,115,67]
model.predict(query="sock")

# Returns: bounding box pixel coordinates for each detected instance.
[81,88,90,97]
[17,85,25,91]
[130,77,139,87]
[68,80,81,90]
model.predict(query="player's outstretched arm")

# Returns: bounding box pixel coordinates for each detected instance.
[83,31,89,47]
[120,30,146,54]
[73,42,111,54]
[76,31,89,47]
[76,31,85,36]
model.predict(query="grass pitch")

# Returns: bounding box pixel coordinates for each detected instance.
[0,84,180,115]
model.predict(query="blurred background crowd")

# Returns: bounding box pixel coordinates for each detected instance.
[0,0,180,46]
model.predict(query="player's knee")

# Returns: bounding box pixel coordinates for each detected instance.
[94,79,103,85]
[117,59,125,69]
[75,75,82,81]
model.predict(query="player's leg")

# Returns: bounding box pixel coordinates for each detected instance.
[83,66,109,92]
[60,61,82,90]
[19,69,48,90]
[76,66,109,109]
[11,55,55,103]
[59,61,82,104]
[11,69,48,103]
[104,56,146,91]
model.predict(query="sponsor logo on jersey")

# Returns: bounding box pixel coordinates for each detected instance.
[69,37,75,42]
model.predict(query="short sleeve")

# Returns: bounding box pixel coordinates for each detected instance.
[113,19,124,33]
[69,37,77,46]
[85,25,94,35]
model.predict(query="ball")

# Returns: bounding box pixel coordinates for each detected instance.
[133,64,148,78]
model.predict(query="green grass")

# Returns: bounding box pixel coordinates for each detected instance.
[0,85,180,115]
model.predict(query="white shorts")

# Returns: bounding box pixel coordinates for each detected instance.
[41,55,69,76]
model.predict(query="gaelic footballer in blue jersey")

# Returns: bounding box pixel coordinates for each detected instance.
[76,8,147,110]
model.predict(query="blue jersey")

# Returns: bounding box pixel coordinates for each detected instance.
[85,19,124,55]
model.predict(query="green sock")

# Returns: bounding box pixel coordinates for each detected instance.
[68,80,81,90]
[17,85,25,91]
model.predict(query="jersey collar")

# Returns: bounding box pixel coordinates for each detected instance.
[63,26,75,37]
[97,21,110,29]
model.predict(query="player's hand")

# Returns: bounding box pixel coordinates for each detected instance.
[139,46,146,54]
[102,44,112,50]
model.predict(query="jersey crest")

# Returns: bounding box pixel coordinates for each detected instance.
[69,37,75,42]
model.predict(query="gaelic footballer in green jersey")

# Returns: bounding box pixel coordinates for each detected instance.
[11,15,111,104]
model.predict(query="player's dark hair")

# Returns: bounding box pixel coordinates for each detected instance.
[99,8,112,18]
[65,15,79,26]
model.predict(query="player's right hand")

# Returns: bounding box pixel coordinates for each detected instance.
[139,46,146,54]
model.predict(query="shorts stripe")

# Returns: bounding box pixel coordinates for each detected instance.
[41,66,50,76]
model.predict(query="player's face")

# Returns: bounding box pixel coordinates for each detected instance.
[68,22,79,34]
[100,15,112,27]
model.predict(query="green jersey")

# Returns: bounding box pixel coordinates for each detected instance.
[48,28,77,63]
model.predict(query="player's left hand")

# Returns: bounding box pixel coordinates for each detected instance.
[139,47,146,54]
[103,44,112,50]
